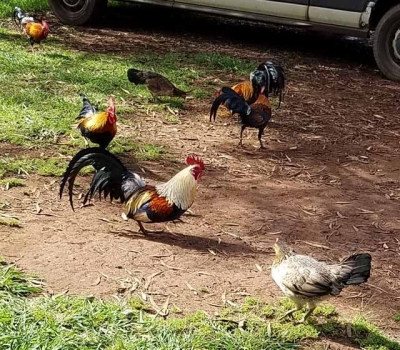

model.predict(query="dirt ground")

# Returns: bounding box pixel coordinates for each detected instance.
[1,6,400,342]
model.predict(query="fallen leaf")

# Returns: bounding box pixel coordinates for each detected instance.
[337,211,346,219]
[185,281,198,295]
[208,249,217,256]
[90,276,101,286]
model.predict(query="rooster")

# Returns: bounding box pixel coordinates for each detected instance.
[253,61,285,108]
[13,7,49,53]
[127,68,188,101]
[214,69,267,106]
[272,242,371,323]
[210,87,271,149]
[60,148,204,234]
[75,94,117,149]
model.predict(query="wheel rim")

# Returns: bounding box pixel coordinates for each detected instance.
[393,28,400,60]
[61,0,86,12]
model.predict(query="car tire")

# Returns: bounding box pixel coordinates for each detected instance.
[48,0,107,25]
[373,4,400,81]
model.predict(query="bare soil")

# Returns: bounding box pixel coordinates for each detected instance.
[1,6,400,342]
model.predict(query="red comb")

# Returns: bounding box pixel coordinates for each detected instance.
[185,155,204,170]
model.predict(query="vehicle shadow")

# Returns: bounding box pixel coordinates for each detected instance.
[49,3,377,72]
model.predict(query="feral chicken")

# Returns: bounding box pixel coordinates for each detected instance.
[210,87,271,149]
[214,69,267,106]
[75,94,117,149]
[13,7,49,53]
[60,148,204,234]
[127,68,188,101]
[253,61,285,108]
[271,242,371,323]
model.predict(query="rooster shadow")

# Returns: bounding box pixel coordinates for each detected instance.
[110,226,271,257]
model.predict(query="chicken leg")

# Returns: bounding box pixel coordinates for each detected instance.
[238,125,246,147]
[137,222,165,235]
[258,128,265,149]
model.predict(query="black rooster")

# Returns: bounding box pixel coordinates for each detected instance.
[252,61,285,108]
[210,87,272,149]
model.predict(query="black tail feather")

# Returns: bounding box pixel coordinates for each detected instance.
[59,147,129,210]
[256,61,285,108]
[210,87,249,122]
[13,7,26,26]
[77,93,97,119]
[338,253,372,286]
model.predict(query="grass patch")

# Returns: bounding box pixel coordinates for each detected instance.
[352,316,400,350]
[192,52,256,73]
[394,313,400,322]
[136,144,165,161]
[0,156,64,178]
[0,260,42,295]
[0,26,253,151]
[0,178,26,188]
[0,216,21,228]
[0,262,397,349]
[0,0,48,18]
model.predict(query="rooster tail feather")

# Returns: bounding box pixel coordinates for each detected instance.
[127,68,146,85]
[210,87,249,121]
[77,93,97,119]
[210,87,237,122]
[60,147,130,210]
[13,7,25,26]
[337,253,372,286]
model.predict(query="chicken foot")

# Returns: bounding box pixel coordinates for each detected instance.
[279,307,299,320]
[137,222,165,235]
[298,307,315,324]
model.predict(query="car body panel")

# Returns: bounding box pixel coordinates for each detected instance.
[174,0,308,20]
[309,7,363,27]
[309,0,370,12]
[122,0,373,35]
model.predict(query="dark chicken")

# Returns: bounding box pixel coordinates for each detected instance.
[75,94,117,149]
[214,69,267,106]
[210,87,271,149]
[127,68,188,101]
[13,7,49,53]
[60,148,204,234]
[253,61,285,108]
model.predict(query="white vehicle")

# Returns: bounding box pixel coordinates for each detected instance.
[49,0,400,81]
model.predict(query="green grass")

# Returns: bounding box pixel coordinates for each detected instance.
[394,313,400,322]
[0,260,42,295]
[0,0,48,18]
[0,156,65,178]
[0,263,398,349]
[0,25,253,148]
[0,23,255,182]
[0,216,21,228]
[0,178,26,188]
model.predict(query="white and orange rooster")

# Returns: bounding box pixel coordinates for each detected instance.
[13,7,49,52]
[60,148,204,234]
